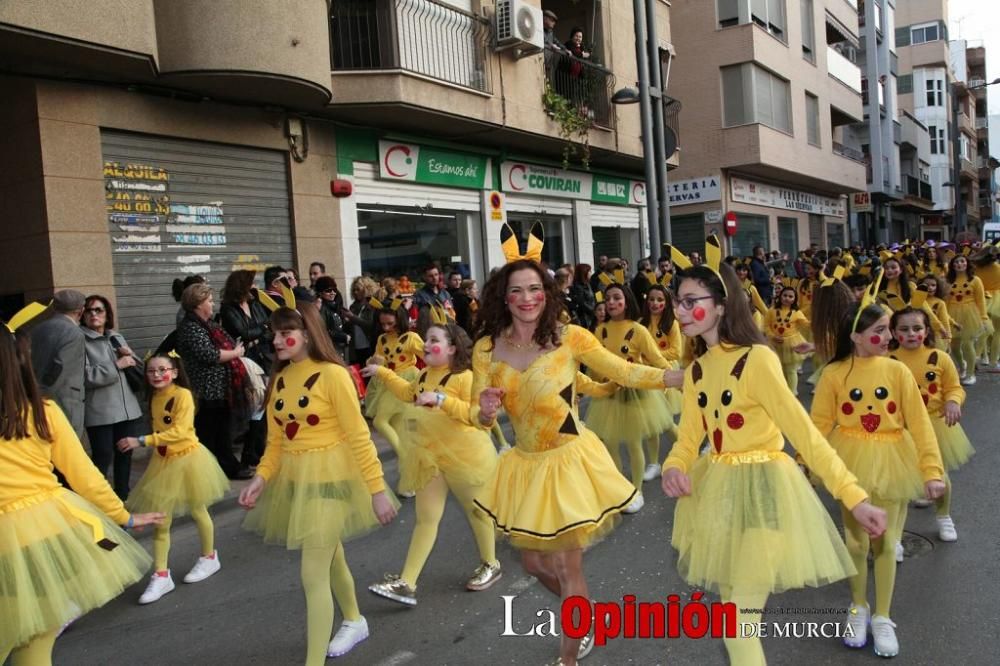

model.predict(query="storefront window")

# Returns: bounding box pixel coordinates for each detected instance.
[508,215,564,268]
[731,214,769,257]
[358,206,462,281]
[778,217,798,260]
[826,222,846,249]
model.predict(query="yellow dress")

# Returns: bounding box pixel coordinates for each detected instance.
[586,319,673,445]
[471,325,666,551]
[890,347,974,471]
[126,385,229,516]
[645,314,684,414]
[1,402,151,651]
[797,278,817,342]
[978,262,1000,320]
[244,359,399,549]
[947,274,989,344]
[663,345,865,595]
[364,331,423,420]
[764,307,809,365]
[373,365,497,494]
[812,355,943,501]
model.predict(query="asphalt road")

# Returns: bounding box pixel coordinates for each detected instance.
[51,368,1000,665]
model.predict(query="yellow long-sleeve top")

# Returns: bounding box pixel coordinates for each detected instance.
[926,296,956,338]
[764,306,810,341]
[643,314,682,363]
[470,325,667,451]
[374,364,477,427]
[373,331,424,372]
[890,346,965,415]
[661,344,868,509]
[948,273,988,320]
[591,319,670,383]
[811,355,943,483]
[797,278,817,318]
[977,262,1000,293]
[144,385,199,457]
[257,358,386,493]
[0,401,129,525]
[917,261,947,280]
[740,279,769,316]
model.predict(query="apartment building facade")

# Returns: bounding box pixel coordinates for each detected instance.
[0,0,674,352]
[665,0,864,257]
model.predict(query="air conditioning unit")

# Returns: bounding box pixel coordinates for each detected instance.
[495,0,543,54]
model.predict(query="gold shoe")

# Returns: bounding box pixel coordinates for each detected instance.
[368,574,417,606]
[466,561,502,591]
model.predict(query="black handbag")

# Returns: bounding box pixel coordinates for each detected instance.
[110,334,145,395]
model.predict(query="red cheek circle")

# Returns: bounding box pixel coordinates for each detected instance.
[869,335,881,345]
[306,414,319,426]
[534,293,545,303]
[726,413,745,430]
[887,401,897,414]
[659,341,667,348]
[430,345,441,355]
[928,383,938,394]
[286,338,296,347]
[398,355,406,362]
[841,402,854,415]
[692,306,706,321]
[507,295,517,304]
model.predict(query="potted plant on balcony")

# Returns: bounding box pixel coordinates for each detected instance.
[542,81,593,169]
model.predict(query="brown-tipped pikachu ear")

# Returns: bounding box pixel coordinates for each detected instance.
[730,350,751,380]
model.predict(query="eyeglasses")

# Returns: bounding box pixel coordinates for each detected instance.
[670,295,715,311]
[84,307,105,315]
[145,368,173,376]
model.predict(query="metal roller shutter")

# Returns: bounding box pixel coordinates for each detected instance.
[592,227,622,258]
[353,163,481,211]
[102,131,294,354]
[669,213,706,255]
[504,194,574,216]
[590,203,640,228]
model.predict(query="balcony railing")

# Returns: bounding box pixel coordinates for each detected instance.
[544,46,615,129]
[833,141,865,163]
[828,45,862,93]
[976,117,988,130]
[329,0,492,93]
[905,175,932,202]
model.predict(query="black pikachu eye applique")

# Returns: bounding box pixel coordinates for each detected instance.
[272,373,322,441]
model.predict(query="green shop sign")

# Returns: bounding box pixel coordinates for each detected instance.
[378,140,492,189]
[500,161,644,206]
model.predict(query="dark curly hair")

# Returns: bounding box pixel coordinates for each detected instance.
[474,260,566,349]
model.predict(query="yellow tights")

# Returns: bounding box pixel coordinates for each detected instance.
[719,588,768,666]
[300,543,361,666]
[0,630,57,666]
[372,414,403,459]
[842,499,904,617]
[153,505,214,571]
[781,360,801,394]
[400,473,496,587]
[606,439,645,490]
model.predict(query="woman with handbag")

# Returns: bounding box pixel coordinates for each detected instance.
[80,295,145,499]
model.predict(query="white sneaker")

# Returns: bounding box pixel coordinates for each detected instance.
[184,551,221,583]
[937,516,958,542]
[843,603,869,648]
[961,375,977,386]
[577,631,594,660]
[622,493,644,514]
[911,498,933,508]
[895,542,904,563]
[398,489,416,499]
[871,615,899,657]
[327,616,369,657]
[138,572,175,604]
[643,464,661,481]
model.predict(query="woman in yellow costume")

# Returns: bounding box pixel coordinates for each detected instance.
[639,283,684,479]
[945,253,989,385]
[471,223,681,666]
[1,304,163,665]
[661,237,885,666]
[889,305,972,542]
[765,285,812,394]
[239,288,398,665]
[364,317,501,606]
[917,243,948,280]
[587,276,673,513]
[971,243,1000,369]
[811,271,944,659]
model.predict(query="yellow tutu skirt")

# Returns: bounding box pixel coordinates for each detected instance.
[949,302,985,344]
[931,416,974,471]
[828,428,924,501]
[473,431,636,552]
[126,444,229,516]
[987,292,1000,319]
[772,332,806,366]
[670,452,855,594]
[665,387,683,415]
[243,445,400,550]
[364,367,419,420]
[396,406,498,494]
[0,489,151,650]
[586,388,674,445]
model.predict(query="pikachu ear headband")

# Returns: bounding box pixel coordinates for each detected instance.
[594,290,605,304]
[369,296,403,313]
[3,302,49,334]
[884,284,929,313]
[664,234,728,296]
[820,264,847,288]
[597,268,626,287]
[428,303,449,327]
[257,283,297,313]
[852,268,884,333]
[501,222,544,264]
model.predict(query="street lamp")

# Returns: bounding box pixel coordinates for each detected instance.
[611,87,640,105]
[951,77,1000,234]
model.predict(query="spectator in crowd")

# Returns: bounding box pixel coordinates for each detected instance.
[308,261,326,289]
[315,275,350,360]
[657,255,674,280]
[448,271,474,334]
[555,267,582,325]
[175,283,250,480]
[380,277,400,304]
[283,268,300,289]
[689,251,703,267]
[343,276,379,365]
[590,255,609,292]
[30,290,87,437]
[413,264,456,333]
[262,266,288,306]
[571,263,597,330]
[750,245,774,306]
[542,9,567,54]
[460,278,481,334]
[630,258,654,303]
[79,294,143,499]
[171,275,205,327]
[220,270,272,374]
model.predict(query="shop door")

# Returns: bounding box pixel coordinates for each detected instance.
[507,215,565,267]
[101,131,293,355]
[732,214,769,257]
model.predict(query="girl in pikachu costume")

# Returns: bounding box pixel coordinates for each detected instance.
[1,303,163,665]
[661,236,885,666]
[946,251,989,385]
[239,286,399,665]
[639,283,684,478]
[811,269,945,659]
